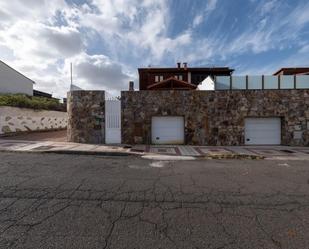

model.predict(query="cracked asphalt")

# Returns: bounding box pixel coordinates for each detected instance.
[0,152,309,249]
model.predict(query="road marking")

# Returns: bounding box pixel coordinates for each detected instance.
[149,161,168,168]
[278,163,290,167]
[142,154,195,161]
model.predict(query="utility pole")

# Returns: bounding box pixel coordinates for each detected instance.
[70,62,73,86]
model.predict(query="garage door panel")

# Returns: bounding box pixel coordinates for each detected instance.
[152,116,184,145]
[245,118,281,145]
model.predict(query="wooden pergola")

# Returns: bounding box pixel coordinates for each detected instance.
[147,77,197,90]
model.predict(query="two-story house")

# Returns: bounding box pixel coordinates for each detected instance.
[138,63,234,90]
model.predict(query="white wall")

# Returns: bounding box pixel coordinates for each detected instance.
[0,106,67,135]
[197,76,215,90]
[0,62,33,96]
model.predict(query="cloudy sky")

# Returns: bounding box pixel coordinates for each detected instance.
[0,0,308,98]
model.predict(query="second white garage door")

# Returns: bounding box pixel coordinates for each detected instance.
[245,118,281,145]
[152,116,184,144]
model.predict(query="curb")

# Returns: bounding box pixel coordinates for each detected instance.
[43,150,138,157]
[50,152,263,160]
[201,154,265,160]
[0,149,264,159]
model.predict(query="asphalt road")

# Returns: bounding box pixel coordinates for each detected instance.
[0,152,308,249]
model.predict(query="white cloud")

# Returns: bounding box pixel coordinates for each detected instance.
[206,0,218,11]
[0,0,69,24]
[291,2,309,26]
[219,1,309,56]
[0,0,308,99]
[299,44,309,53]
[80,0,174,63]
[191,0,217,28]
[69,53,131,92]
[2,23,83,58]
[0,0,135,98]
[42,26,84,57]
[193,14,203,28]
[258,0,279,17]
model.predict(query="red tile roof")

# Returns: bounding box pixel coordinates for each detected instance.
[273,67,309,75]
[147,77,197,90]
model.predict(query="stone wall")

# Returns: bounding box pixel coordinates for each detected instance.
[67,91,105,144]
[122,90,309,146]
[0,106,67,135]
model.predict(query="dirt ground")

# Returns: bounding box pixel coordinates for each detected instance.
[2,129,67,142]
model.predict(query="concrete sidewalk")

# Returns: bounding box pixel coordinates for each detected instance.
[0,138,309,160]
[0,139,134,156]
[132,144,309,160]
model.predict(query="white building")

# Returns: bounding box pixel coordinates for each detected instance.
[0,60,34,96]
[197,76,215,90]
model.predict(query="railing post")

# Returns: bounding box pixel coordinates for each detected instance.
[214,76,217,90]
[230,76,232,90]
[278,75,281,89]
[294,75,297,89]
[246,75,249,90]
[262,75,265,90]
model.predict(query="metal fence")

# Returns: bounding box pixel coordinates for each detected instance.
[215,75,309,90]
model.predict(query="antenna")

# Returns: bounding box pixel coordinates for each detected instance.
[70,62,73,86]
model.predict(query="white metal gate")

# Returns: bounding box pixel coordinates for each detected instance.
[105,94,121,144]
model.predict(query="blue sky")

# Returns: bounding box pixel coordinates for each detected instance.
[0,0,308,97]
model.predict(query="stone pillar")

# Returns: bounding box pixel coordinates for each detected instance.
[67,91,105,144]
[129,81,134,91]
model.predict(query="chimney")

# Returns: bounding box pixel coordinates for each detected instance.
[183,62,188,70]
[129,81,134,91]
[177,62,181,69]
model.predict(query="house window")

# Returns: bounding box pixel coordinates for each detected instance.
[174,75,183,81]
[155,75,164,82]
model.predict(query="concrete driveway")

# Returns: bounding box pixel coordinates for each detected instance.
[0,152,309,248]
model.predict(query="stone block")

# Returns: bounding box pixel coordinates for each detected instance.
[293,131,303,140]
[121,89,309,146]
[134,136,143,144]
[67,91,105,144]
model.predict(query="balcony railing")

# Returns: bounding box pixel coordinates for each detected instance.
[215,75,309,90]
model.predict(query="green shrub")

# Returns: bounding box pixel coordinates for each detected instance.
[0,94,66,112]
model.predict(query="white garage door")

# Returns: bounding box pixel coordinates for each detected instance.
[245,118,281,145]
[152,116,184,145]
